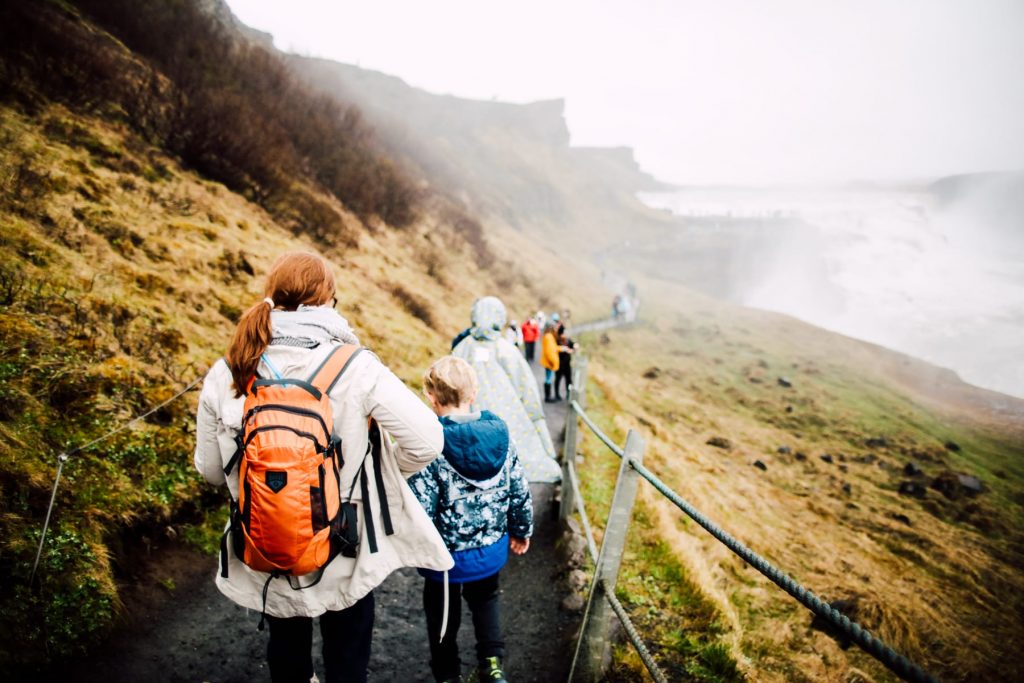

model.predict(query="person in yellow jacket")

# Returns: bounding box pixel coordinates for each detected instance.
[540,319,561,403]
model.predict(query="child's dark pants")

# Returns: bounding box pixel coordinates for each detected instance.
[556,356,572,397]
[265,591,375,683]
[423,573,505,681]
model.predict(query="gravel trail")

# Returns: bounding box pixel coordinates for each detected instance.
[56,359,578,682]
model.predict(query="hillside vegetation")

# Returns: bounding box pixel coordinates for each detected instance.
[289,55,677,252]
[2,1,1022,681]
[0,0,596,671]
[574,277,1024,681]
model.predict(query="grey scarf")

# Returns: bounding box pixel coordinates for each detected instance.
[269,305,360,348]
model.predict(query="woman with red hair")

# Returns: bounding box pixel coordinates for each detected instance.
[194,252,452,683]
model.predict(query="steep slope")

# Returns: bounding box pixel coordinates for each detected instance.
[3,1,1022,680]
[287,57,676,252]
[577,277,1024,682]
[0,0,599,671]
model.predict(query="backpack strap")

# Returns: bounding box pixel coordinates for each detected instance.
[307,344,363,395]
[359,462,379,554]
[369,419,394,537]
[345,421,394,555]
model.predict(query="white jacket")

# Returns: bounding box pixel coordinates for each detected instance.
[194,342,453,617]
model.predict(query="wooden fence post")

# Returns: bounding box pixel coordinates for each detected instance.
[572,429,645,681]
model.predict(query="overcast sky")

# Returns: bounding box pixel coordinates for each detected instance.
[226,0,1024,186]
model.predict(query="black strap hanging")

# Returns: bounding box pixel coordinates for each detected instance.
[360,464,378,554]
[369,423,394,537]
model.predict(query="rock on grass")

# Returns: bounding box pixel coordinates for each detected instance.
[898,481,928,498]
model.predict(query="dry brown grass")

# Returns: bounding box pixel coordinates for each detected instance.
[0,99,602,669]
[574,277,1024,682]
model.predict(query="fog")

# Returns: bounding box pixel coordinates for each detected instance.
[226,0,1024,186]
[640,176,1024,397]
[225,0,1024,397]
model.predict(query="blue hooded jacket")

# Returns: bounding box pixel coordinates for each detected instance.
[410,411,533,583]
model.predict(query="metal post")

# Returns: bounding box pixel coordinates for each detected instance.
[560,385,579,522]
[575,356,589,410]
[560,357,588,522]
[570,429,645,681]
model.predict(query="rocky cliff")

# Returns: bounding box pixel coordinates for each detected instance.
[287,56,674,246]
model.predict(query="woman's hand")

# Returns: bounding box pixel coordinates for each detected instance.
[510,536,530,555]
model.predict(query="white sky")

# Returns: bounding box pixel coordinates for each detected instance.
[226,0,1024,185]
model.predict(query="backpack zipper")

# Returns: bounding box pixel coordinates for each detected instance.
[244,403,330,442]
[243,424,325,452]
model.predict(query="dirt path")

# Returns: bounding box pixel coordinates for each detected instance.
[57,359,578,683]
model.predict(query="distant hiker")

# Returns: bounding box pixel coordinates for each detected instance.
[612,295,623,320]
[452,297,560,483]
[618,295,634,321]
[410,356,533,683]
[520,317,540,362]
[554,324,577,401]
[504,319,524,351]
[540,319,561,403]
[194,252,452,683]
[535,309,547,331]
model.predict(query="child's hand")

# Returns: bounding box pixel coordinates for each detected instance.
[510,537,530,555]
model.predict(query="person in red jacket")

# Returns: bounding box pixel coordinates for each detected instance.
[520,317,540,362]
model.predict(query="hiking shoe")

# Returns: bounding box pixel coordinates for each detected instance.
[478,656,507,682]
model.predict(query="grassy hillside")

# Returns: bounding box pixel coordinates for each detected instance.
[573,277,1024,681]
[0,0,599,670]
[3,1,1021,680]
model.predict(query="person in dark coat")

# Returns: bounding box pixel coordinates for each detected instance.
[554,323,576,401]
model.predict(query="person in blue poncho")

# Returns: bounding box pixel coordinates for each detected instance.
[410,356,533,683]
[452,296,561,483]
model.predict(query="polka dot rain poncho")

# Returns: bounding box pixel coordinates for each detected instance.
[452,297,561,483]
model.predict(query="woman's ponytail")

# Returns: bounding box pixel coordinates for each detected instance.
[226,299,273,397]
[223,252,336,396]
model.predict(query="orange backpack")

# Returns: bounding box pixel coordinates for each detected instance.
[220,344,392,613]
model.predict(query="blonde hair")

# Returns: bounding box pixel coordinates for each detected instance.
[423,356,478,407]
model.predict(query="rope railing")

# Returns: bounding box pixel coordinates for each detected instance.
[567,398,939,683]
[567,457,668,683]
[572,401,625,458]
[29,371,207,585]
[602,580,669,683]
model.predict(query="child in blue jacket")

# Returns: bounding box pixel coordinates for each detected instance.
[410,356,534,683]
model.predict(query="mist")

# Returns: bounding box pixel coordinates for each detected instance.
[639,174,1024,397]
[225,0,1024,396]
[227,0,1024,186]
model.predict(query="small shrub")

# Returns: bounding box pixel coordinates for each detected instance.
[218,300,242,323]
[0,263,28,306]
[213,249,255,282]
[390,283,435,329]
[441,205,493,267]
